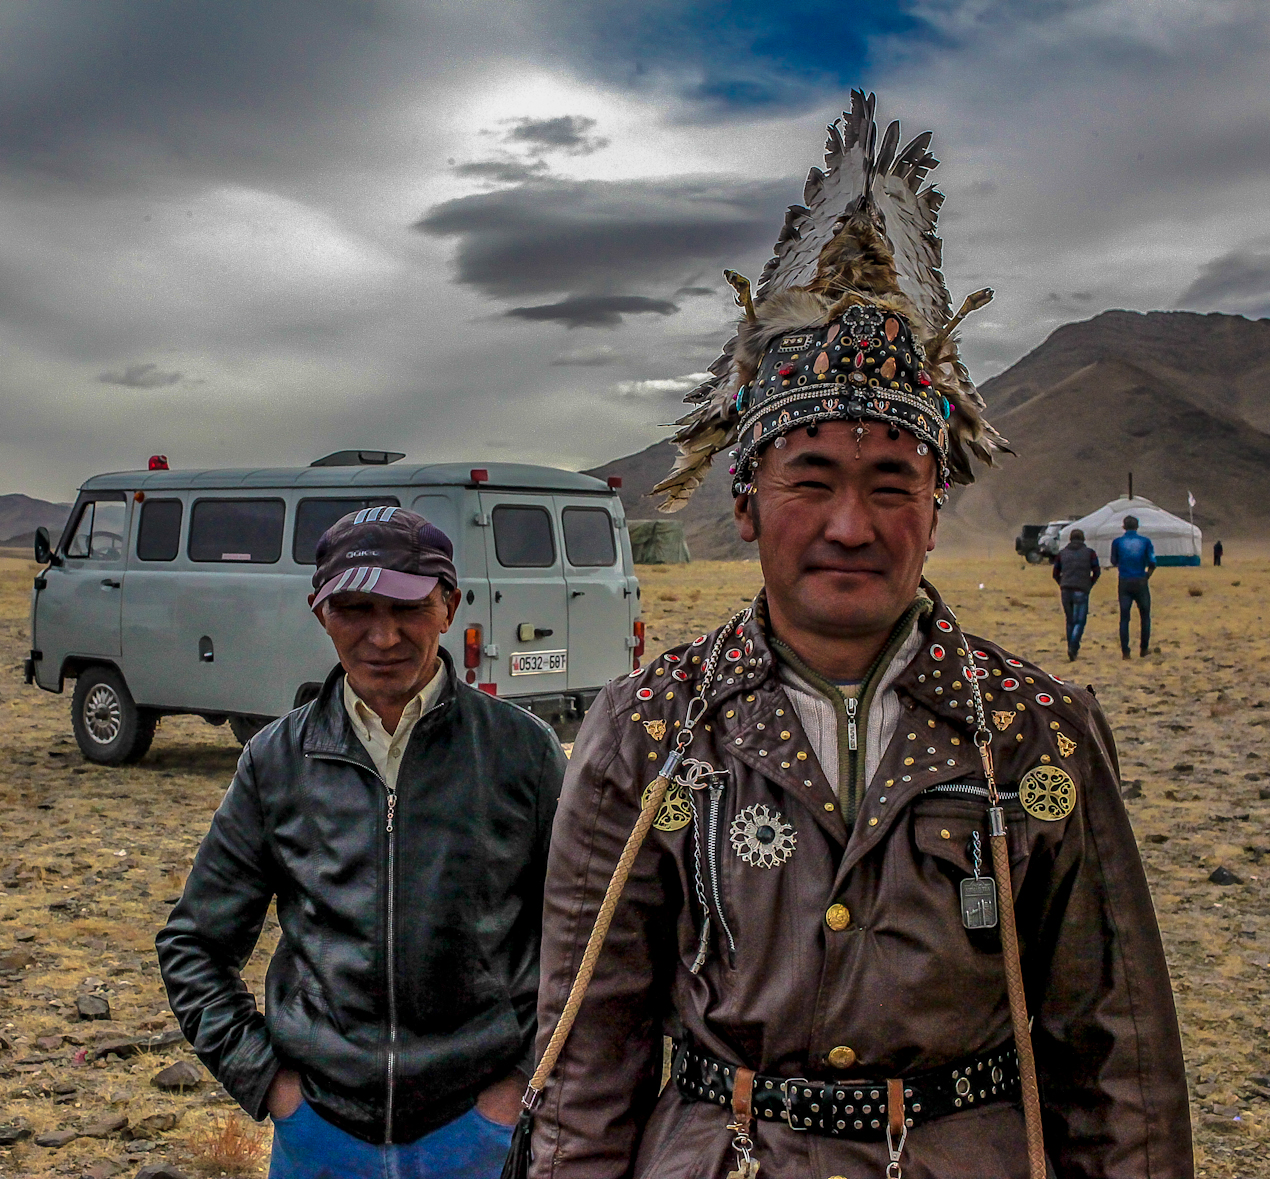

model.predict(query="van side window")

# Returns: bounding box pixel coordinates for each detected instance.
[562,507,616,567]
[137,500,183,561]
[293,498,399,565]
[65,500,127,562]
[189,499,285,564]
[492,505,555,568]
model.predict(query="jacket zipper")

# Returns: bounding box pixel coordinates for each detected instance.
[306,749,399,1144]
[384,782,397,1145]
[842,602,923,822]
[706,781,736,962]
[923,782,1019,801]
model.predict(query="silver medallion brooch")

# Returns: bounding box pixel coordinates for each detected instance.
[729,804,797,869]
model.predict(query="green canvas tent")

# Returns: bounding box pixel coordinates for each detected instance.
[629,520,691,564]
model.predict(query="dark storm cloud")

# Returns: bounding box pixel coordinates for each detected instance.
[0,0,451,186]
[415,175,786,298]
[507,294,679,328]
[1177,243,1270,320]
[503,115,609,155]
[452,157,551,184]
[97,363,183,389]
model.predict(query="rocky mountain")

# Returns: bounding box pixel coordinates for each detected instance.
[950,310,1270,539]
[0,493,71,547]
[590,310,1270,556]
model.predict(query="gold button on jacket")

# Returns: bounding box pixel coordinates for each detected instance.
[827,1045,856,1069]
[825,903,850,931]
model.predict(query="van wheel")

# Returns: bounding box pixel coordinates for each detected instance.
[1026,550,1043,564]
[72,667,157,766]
[229,715,272,745]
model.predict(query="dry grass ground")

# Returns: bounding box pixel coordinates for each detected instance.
[2,548,1269,1175]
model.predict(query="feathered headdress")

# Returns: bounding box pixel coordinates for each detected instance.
[653,91,1009,511]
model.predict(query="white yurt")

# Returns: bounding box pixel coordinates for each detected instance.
[1059,497,1201,567]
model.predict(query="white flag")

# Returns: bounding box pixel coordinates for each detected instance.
[1187,490,1196,508]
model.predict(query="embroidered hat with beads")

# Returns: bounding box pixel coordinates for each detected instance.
[311,506,457,613]
[653,90,1011,511]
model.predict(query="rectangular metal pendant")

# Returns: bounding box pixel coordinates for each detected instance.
[960,876,998,929]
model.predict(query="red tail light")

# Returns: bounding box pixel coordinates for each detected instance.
[464,625,482,669]
[632,619,645,669]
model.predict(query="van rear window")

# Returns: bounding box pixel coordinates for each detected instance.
[563,507,616,567]
[189,499,285,564]
[492,505,555,568]
[136,499,183,562]
[293,498,399,565]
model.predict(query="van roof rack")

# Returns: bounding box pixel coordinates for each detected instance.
[311,450,406,467]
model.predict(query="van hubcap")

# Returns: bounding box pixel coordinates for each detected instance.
[83,685,122,745]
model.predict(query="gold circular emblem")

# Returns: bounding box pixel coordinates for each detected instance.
[1019,765,1076,821]
[642,778,692,832]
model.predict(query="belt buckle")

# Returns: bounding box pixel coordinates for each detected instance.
[781,1076,810,1131]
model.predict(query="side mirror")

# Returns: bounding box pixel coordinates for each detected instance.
[33,526,57,566]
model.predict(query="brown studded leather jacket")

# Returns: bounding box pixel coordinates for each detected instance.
[531,583,1192,1179]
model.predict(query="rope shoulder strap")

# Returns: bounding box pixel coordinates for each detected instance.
[501,616,741,1179]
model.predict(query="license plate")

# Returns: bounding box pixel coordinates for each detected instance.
[510,649,567,676]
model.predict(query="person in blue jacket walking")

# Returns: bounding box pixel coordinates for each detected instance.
[1110,515,1156,658]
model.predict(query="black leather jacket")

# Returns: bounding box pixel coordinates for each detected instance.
[156,652,566,1144]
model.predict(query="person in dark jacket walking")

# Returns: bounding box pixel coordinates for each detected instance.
[1214,540,1223,567]
[1052,528,1100,660]
[1110,515,1157,659]
[157,509,566,1179]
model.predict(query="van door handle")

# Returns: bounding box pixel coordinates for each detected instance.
[100,579,121,589]
[571,590,585,598]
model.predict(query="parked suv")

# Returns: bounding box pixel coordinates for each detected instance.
[27,456,643,764]
[1036,520,1075,563]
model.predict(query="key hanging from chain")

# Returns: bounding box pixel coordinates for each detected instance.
[960,828,999,929]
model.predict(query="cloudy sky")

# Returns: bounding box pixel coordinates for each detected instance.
[3,0,1268,502]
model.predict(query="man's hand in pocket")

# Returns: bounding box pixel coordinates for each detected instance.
[475,1072,523,1127]
[267,1068,303,1120]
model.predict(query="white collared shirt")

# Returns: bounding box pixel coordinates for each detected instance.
[342,661,446,791]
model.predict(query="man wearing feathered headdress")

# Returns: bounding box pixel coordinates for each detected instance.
[528,94,1192,1179]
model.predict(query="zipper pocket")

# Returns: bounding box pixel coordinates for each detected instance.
[706,784,736,963]
[922,782,1019,801]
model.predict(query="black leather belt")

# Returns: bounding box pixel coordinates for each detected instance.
[674,1040,1020,1141]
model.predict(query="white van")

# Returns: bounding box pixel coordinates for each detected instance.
[26,454,644,764]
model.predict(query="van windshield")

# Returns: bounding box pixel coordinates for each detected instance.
[65,499,127,562]
[293,498,399,564]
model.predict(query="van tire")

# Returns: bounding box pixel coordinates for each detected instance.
[71,667,157,766]
[229,715,272,745]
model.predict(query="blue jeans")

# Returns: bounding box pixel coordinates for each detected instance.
[268,1100,513,1179]
[1060,589,1089,653]
[1118,577,1151,654]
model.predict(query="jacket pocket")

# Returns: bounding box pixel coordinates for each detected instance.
[912,805,1030,877]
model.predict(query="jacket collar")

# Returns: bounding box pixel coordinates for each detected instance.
[301,647,460,767]
[702,585,935,718]
[889,582,992,732]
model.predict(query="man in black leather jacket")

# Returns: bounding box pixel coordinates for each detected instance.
[157,509,566,1178]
